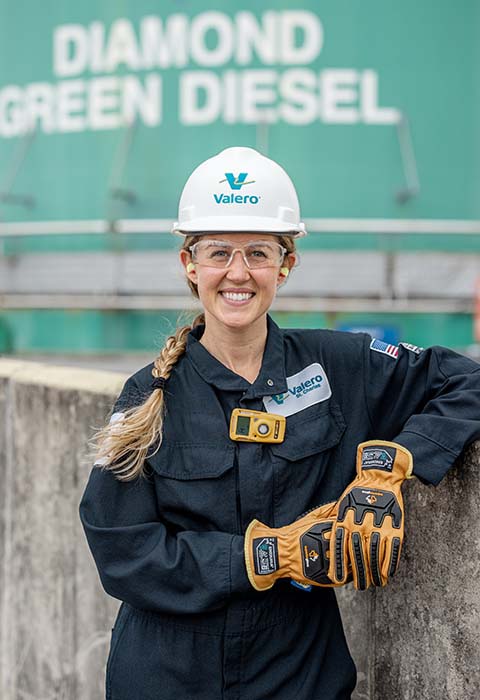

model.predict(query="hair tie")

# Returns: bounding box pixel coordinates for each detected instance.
[151,376,166,390]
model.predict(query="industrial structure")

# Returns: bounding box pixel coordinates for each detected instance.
[0,1,479,354]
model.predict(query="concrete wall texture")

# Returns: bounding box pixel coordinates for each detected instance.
[0,358,478,700]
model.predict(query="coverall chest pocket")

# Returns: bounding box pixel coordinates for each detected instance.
[268,400,346,525]
[147,443,237,533]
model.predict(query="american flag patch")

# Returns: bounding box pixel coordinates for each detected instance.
[370,338,399,359]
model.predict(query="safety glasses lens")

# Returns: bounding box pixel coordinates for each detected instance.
[190,240,285,268]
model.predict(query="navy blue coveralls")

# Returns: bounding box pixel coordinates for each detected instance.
[79,315,480,700]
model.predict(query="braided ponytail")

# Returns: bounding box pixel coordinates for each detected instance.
[89,232,295,481]
[89,311,205,481]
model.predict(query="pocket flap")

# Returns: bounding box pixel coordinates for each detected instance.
[147,443,235,480]
[269,402,346,461]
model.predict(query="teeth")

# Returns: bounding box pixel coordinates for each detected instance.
[221,292,254,301]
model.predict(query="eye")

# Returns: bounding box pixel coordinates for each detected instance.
[200,241,231,259]
[208,248,230,259]
[246,244,274,260]
[249,248,268,258]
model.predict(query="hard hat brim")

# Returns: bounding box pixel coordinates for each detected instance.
[172,216,306,237]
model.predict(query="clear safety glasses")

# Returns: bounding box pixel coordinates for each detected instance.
[188,239,287,269]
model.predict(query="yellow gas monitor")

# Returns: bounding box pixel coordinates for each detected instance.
[229,408,286,443]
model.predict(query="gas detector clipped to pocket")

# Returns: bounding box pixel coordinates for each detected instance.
[229,408,286,444]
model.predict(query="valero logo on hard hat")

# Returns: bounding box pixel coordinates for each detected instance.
[214,171,260,205]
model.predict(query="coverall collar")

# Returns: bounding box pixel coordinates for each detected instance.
[186,314,288,398]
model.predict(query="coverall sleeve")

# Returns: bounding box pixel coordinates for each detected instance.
[362,340,480,486]
[79,376,251,615]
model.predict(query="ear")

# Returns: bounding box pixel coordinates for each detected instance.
[277,253,296,285]
[179,249,197,282]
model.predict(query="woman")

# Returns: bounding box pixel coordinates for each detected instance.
[79,147,480,700]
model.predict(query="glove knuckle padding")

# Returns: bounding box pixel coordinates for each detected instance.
[350,532,368,590]
[339,487,402,528]
[300,521,333,584]
[369,532,383,587]
[333,526,347,583]
[388,537,402,577]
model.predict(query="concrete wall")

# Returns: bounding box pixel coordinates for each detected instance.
[0,358,478,699]
[0,360,125,700]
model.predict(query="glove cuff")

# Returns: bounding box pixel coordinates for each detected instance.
[244,519,282,591]
[356,440,413,481]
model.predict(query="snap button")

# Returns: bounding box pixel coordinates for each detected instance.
[266,379,274,387]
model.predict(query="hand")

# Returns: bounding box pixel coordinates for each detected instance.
[328,440,413,590]
[244,501,348,591]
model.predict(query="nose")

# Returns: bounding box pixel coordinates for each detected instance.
[225,250,251,280]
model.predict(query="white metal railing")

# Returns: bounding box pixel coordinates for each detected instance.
[0,218,479,236]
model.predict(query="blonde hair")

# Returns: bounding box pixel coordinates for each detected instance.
[89,234,296,481]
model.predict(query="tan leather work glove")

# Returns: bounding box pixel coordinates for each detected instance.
[244,501,350,591]
[328,440,414,590]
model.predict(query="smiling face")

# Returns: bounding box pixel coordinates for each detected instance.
[179,232,296,332]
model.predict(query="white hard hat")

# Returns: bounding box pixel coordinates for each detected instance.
[172,146,307,237]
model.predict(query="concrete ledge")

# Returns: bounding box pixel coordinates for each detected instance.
[0,358,127,394]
